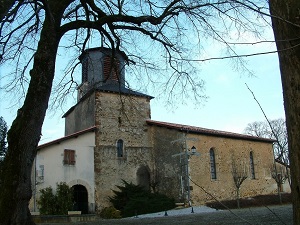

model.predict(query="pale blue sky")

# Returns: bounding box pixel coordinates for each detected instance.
[0,25,285,145]
[0,50,285,145]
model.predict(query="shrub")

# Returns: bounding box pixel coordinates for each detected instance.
[109,180,175,217]
[38,182,73,215]
[38,187,56,215]
[99,206,122,219]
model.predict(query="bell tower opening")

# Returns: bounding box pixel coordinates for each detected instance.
[77,47,126,101]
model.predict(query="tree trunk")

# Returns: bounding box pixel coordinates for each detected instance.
[277,184,282,204]
[269,0,300,223]
[0,11,61,225]
[0,0,17,22]
[236,188,240,209]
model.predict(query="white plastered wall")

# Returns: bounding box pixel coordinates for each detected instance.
[30,131,95,213]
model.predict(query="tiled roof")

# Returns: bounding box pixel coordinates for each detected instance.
[37,126,96,150]
[146,120,275,143]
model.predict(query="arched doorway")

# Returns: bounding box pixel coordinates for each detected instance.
[137,165,150,191]
[73,185,89,214]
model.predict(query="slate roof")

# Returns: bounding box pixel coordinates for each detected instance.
[95,83,154,99]
[146,120,275,143]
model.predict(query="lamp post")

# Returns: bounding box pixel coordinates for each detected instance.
[172,144,200,206]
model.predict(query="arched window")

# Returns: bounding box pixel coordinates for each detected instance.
[117,139,124,157]
[250,151,255,179]
[210,148,217,180]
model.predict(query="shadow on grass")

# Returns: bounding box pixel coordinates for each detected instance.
[206,193,292,210]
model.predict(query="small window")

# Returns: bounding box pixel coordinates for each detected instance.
[117,139,124,157]
[210,148,217,180]
[37,165,44,178]
[250,151,255,179]
[63,149,76,165]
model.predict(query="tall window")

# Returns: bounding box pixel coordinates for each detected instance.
[117,139,124,157]
[210,148,217,180]
[63,149,76,165]
[250,151,255,179]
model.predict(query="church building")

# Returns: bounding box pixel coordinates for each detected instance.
[30,47,282,214]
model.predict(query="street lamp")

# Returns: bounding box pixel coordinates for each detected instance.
[172,145,200,206]
[191,146,196,155]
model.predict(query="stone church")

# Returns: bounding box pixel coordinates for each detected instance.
[30,47,282,214]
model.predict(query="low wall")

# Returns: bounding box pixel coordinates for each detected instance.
[32,214,98,223]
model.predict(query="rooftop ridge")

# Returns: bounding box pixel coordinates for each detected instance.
[146,119,275,143]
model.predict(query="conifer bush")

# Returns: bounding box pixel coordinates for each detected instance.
[109,180,175,217]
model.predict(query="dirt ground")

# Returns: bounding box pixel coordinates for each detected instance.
[40,204,292,225]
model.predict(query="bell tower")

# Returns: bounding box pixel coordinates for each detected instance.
[63,47,153,136]
[77,47,126,101]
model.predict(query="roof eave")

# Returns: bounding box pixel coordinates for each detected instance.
[37,126,97,150]
[146,120,275,143]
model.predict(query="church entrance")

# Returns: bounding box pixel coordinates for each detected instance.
[137,165,150,191]
[73,185,89,214]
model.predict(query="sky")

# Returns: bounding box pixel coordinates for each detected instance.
[150,50,284,134]
[0,50,285,145]
[0,25,285,145]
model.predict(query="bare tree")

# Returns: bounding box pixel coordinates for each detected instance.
[232,155,248,209]
[271,163,289,204]
[268,1,300,222]
[150,169,160,193]
[244,118,288,166]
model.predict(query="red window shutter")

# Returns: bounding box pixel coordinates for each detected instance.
[70,150,75,165]
[63,149,76,165]
[63,150,68,165]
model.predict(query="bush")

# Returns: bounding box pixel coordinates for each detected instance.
[55,182,74,214]
[38,187,56,215]
[109,180,175,217]
[38,182,73,215]
[99,207,122,219]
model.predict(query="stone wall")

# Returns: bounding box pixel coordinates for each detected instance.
[150,126,185,202]
[148,125,278,205]
[91,90,279,211]
[186,133,277,205]
[93,92,154,211]
[64,93,95,136]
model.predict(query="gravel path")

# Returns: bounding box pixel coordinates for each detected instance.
[39,204,293,225]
